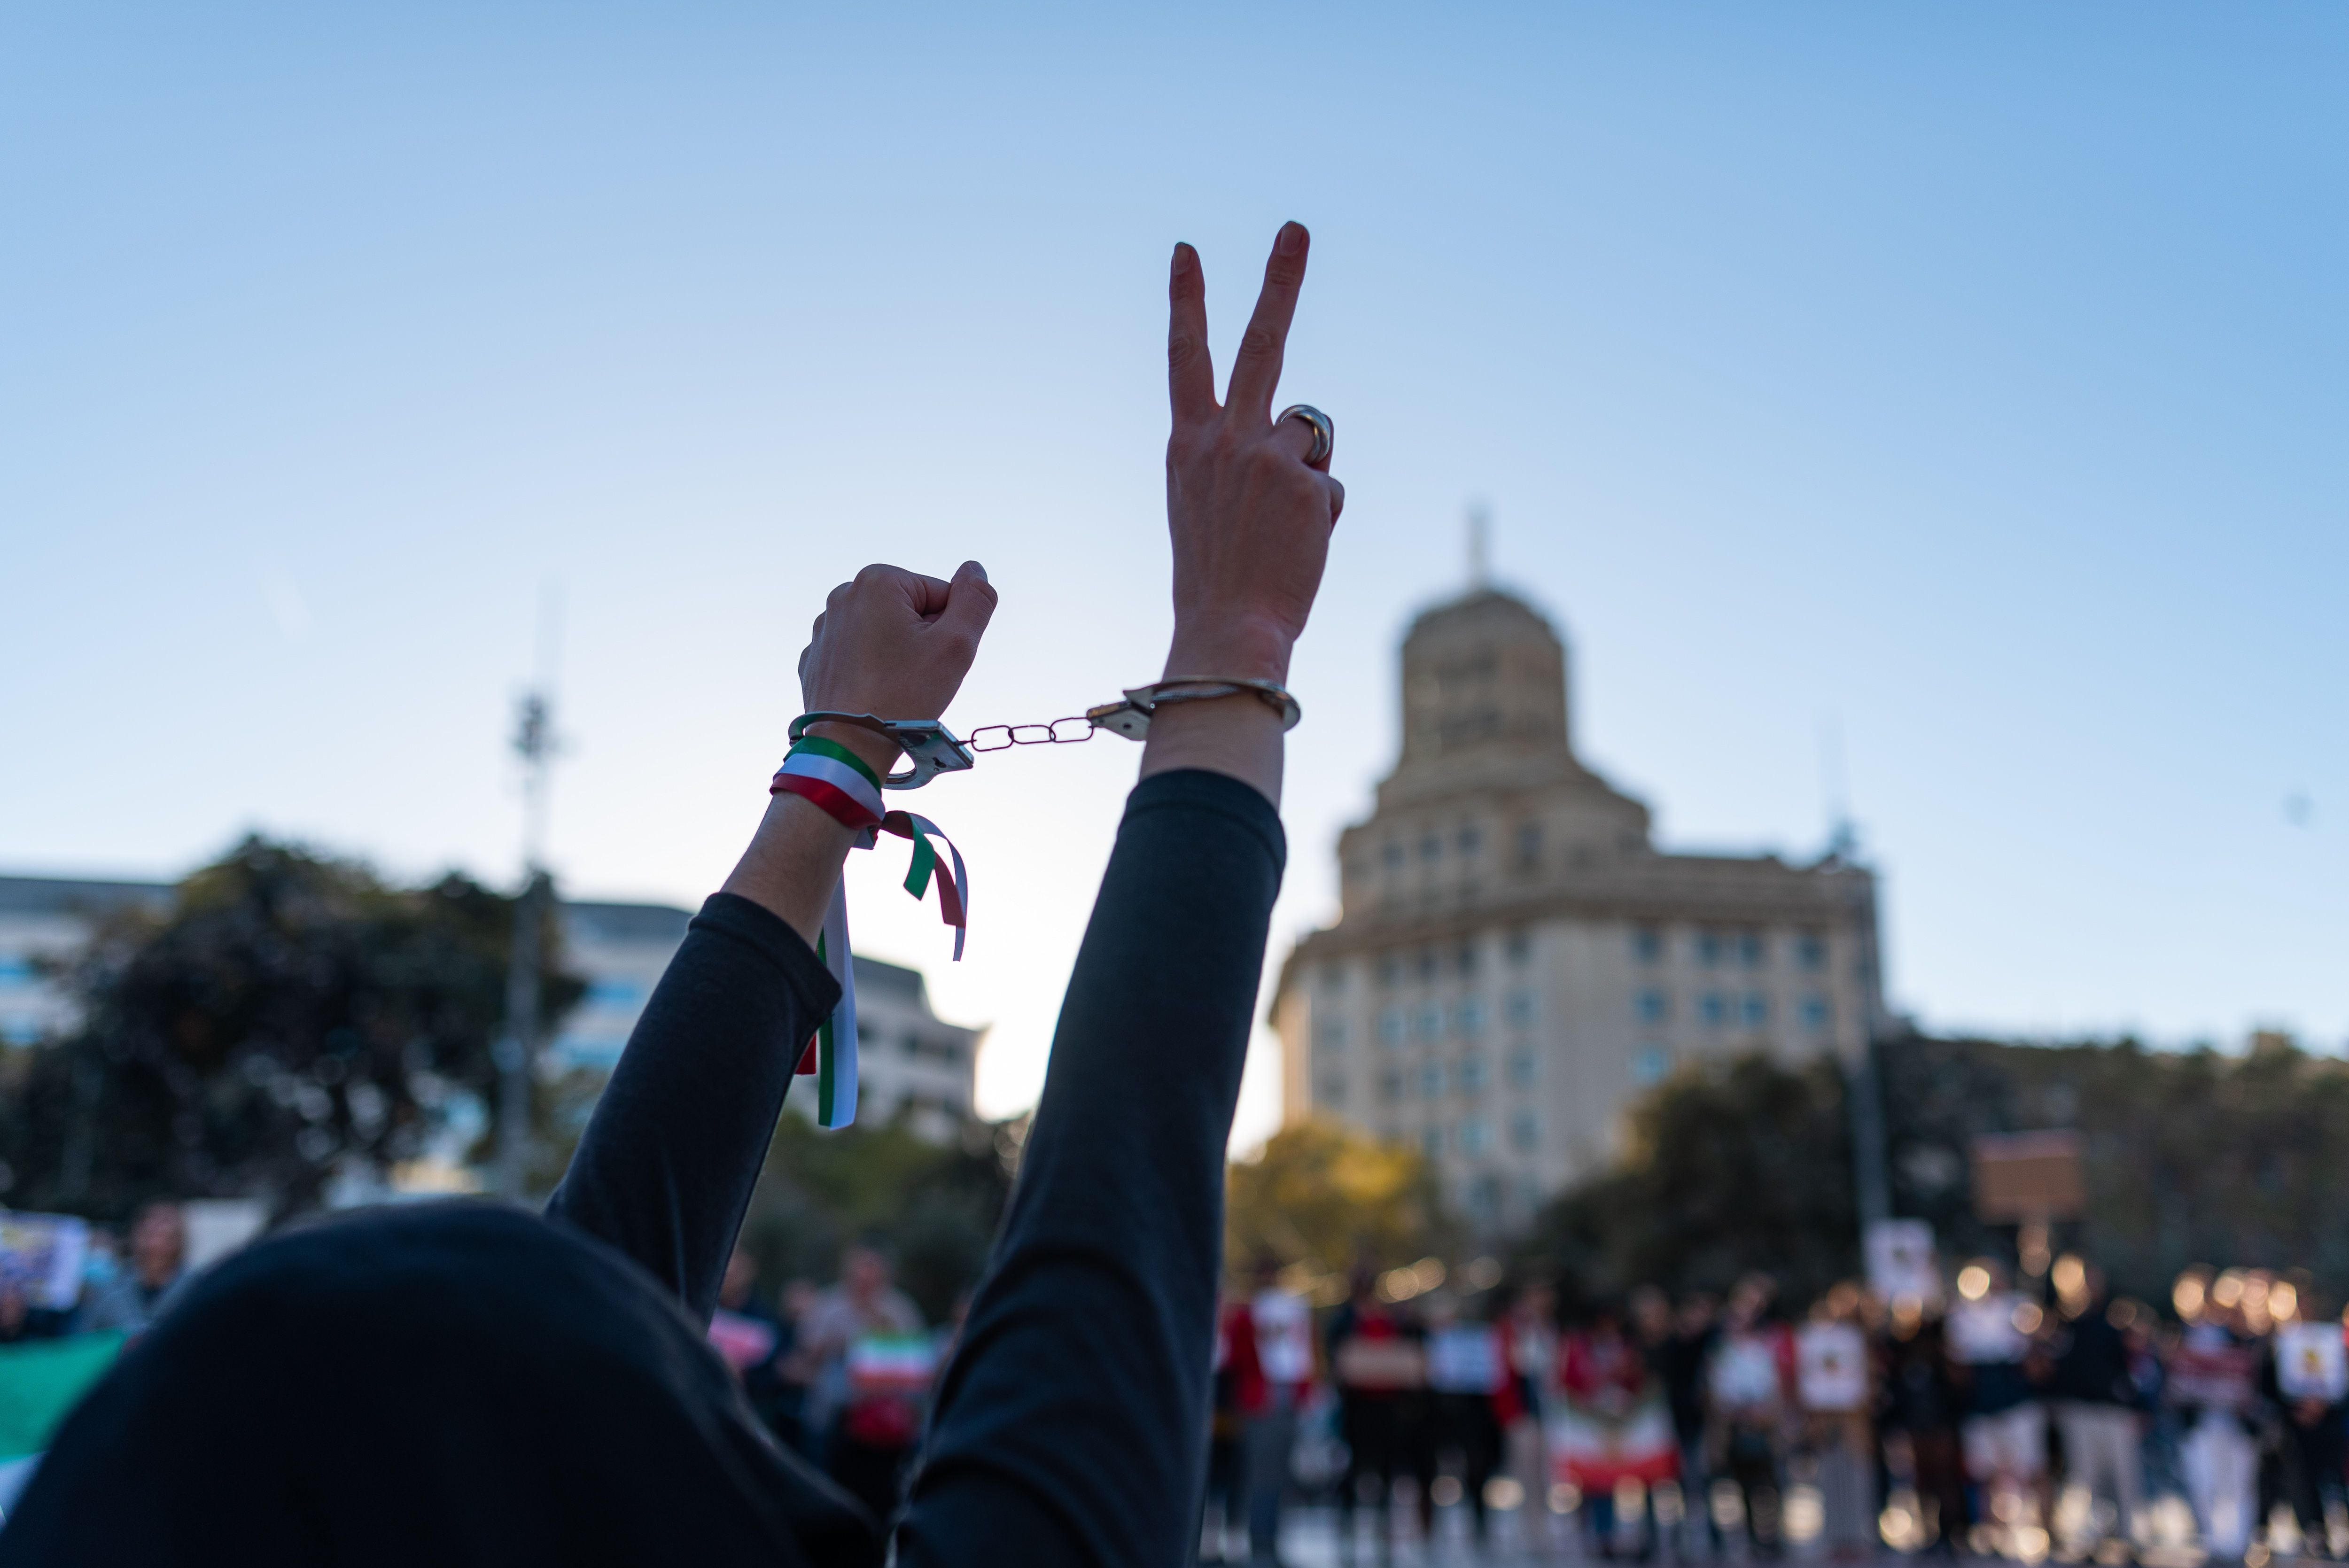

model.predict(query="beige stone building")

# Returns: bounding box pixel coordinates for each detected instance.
[1271,585,1887,1231]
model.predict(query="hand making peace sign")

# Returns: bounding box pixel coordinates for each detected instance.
[1161,221,1343,689]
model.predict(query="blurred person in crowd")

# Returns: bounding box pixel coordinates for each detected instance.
[1946,1259,2046,1536]
[2170,1278,2262,1558]
[1238,1256,1314,1567]
[2049,1264,2142,1549]
[79,1201,189,1335]
[1628,1285,1688,1558]
[1707,1274,1795,1557]
[1561,1297,1669,1558]
[1499,1279,1558,1543]
[3,225,1344,1567]
[2125,1307,2183,1505]
[1202,1284,1251,1565]
[710,1248,804,1451]
[778,1280,820,1456]
[1325,1266,1428,1565]
[1881,1299,1967,1556]
[1795,1285,1876,1562]
[1423,1291,1513,1553]
[2266,1293,2348,1556]
[1657,1291,1722,1556]
[798,1245,926,1524]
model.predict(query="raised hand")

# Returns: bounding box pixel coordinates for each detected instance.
[1162,221,1343,686]
[797,561,997,773]
[730,560,996,942]
[1145,223,1342,803]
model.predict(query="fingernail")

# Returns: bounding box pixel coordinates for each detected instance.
[964,560,988,583]
[1276,222,1305,256]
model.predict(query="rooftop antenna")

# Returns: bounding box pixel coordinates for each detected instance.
[494,580,563,1200]
[1819,715,1857,861]
[1466,501,1492,590]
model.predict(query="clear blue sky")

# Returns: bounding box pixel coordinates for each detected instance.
[6,3,2342,1146]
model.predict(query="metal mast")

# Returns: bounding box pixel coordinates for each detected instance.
[492,588,560,1200]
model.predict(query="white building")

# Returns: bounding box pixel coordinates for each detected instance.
[1270,586,1889,1232]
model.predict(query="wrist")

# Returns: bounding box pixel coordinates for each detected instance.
[1162,616,1294,685]
[802,719,902,783]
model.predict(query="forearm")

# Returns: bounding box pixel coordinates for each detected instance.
[544,893,836,1322]
[899,769,1285,1568]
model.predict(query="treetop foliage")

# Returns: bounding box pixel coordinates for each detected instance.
[0,836,580,1219]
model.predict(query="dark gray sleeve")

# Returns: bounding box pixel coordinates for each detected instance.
[544,892,839,1325]
[896,768,1285,1568]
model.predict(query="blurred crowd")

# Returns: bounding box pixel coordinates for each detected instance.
[0,1202,194,1345]
[19,1211,2348,1568]
[1181,1255,2349,1567]
[702,1242,956,1528]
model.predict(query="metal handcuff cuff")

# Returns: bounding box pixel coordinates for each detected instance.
[788,677,1303,790]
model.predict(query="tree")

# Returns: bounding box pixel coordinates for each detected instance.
[1224,1117,1449,1281]
[0,836,581,1219]
[1517,1054,1859,1309]
[1879,1030,2349,1305]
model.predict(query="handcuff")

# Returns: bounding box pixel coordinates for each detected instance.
[790,677,1301,790]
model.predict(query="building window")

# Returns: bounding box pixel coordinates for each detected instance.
[1633,1043,1671,1085]
[1635,988,1667,1025]
[1416,948,1439,981]
[1319,963,1346,993]
[1797,932,1828,970]
[1633,927,1664,964]
[1458,823,1483,856]
[1377,955,1401,986]
[1800,994,1832,1032]
[1515,822,1543,869]
[1419,833,1442,863]
[1314,1018,1347,1053]
[1418,1062,1444,1098]
[1383,841,1404,870]
[1378,1007,1406,1047]
[1507,1050,1537,1087]
[1472,1173,1502,1217]
[1318,1076,1346,1106]
[1455,997,1486,1039]
[1699,991,1729,1026]
[1742,992,1769,1026]
[1507,989,1538,1027]
[1459,1118,1491,1156]
[1736,931,1763,968]
[1457,1055,1488,1093]
[1504,929,1532,965]
[1510,1112,1540,1151]
[1423,1126,1445,1160]
[1379,1069,1403,1102]
[1455,941,1479,977]
[1415,1004,1443,1042]
[902,1032,924,1057]
[1696,929,1727,967]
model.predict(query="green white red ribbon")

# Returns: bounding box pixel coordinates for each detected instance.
[771,737,968,1128]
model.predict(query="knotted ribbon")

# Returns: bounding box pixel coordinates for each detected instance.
[770,735,967,1127]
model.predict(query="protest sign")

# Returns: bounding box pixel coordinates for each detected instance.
[0,1213,90,1313]
[1797,1321,1870,1413]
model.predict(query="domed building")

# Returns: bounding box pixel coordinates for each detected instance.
[1270,582,1888,1231]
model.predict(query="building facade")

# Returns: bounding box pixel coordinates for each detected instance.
[0,877,980,1142]
[1270,587,1887,1231]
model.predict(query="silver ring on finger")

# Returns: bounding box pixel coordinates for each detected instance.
[1276,404,1334,466]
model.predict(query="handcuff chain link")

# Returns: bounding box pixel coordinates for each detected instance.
[965,716,1096,752]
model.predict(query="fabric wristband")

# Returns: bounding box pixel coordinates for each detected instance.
[770,735,969,1127]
